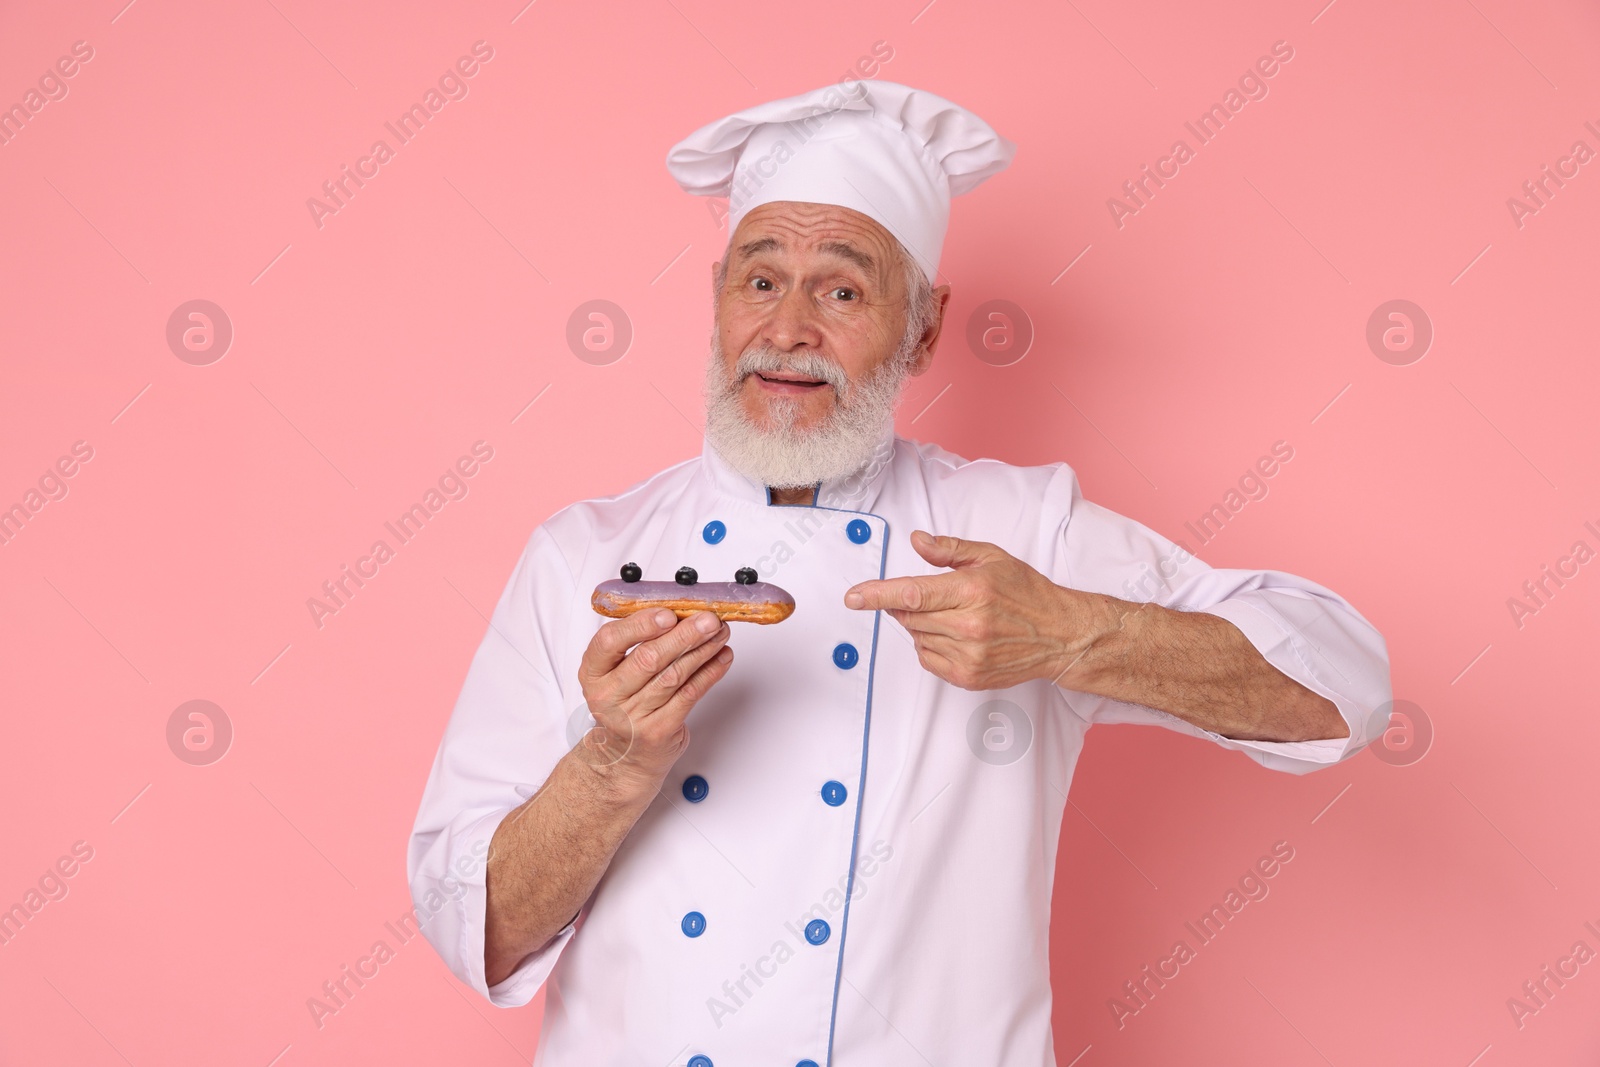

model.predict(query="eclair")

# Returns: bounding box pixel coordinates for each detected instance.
[591,564,795,624]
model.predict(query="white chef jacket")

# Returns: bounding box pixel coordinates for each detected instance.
[407,424,1391,1066]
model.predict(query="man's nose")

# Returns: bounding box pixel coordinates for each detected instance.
[758,287,824,352]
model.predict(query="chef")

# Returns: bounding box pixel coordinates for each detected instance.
[408,80,1392,1066]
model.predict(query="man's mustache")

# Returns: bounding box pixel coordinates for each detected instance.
[732,345,849,395]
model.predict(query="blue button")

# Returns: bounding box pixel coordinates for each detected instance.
[798,1061,821,1067]
[682,774,709,803]
[846,518,871,544]
[804,919,830,945]
[688,1057,713,1067]
[702,520,726,544]
[832,642,859,669]
[682,911,706,938]
[821,780,848,806]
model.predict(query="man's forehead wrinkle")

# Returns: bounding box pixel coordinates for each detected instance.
[739,204,895,248]
[733,220,892,285]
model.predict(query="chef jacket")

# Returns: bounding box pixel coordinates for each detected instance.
[407,423,1392,1066]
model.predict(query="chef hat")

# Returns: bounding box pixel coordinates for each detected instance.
[664,80,1016,282]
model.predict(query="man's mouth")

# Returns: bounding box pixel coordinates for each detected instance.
[753,372,831,390]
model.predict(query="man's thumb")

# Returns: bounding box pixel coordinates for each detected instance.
[911,529,997,569]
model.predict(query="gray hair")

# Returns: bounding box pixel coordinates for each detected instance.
[713,237,940,367]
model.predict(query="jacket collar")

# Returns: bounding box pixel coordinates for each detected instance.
[700,421,898,513]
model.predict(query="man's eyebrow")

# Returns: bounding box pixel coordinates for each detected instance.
[735,236,782,260]
[733,236,880,281]
[818,240,879,279]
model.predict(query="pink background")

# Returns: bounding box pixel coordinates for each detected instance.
[2,0,1598,1063]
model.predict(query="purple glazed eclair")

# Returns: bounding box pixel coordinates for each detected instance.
[591,575,795,624]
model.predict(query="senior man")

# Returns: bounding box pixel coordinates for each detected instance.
[408,80,1391,1066]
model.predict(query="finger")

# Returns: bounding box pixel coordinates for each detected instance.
[580,608,679,682]
[913,630,968,661]
[845,572,967,613]
[652,644,735,728]
[909,529,1008,570]
[610,611,728,697]
[632,622,735,714]
[886,606,972,639]
[910,633,990,690]
[907,638,960,685]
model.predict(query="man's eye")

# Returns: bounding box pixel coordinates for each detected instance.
[831,287,857,301]
[752,278,774,291]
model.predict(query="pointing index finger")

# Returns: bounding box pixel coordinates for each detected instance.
[844,573,965,613]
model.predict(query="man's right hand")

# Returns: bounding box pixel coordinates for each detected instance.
[575,608,734,786]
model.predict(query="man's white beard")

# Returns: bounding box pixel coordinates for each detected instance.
[702,332,913,490]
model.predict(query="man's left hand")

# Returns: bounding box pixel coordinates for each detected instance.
[843,530,1116,691]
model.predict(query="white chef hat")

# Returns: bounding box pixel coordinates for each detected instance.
[664,80,1016,282]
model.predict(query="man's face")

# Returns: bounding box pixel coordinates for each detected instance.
[711,201,935,433]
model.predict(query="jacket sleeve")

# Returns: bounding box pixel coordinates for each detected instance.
[406,523,582,1006]
[1044,463,1393,775]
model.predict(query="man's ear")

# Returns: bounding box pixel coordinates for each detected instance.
[909,285,952,376]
